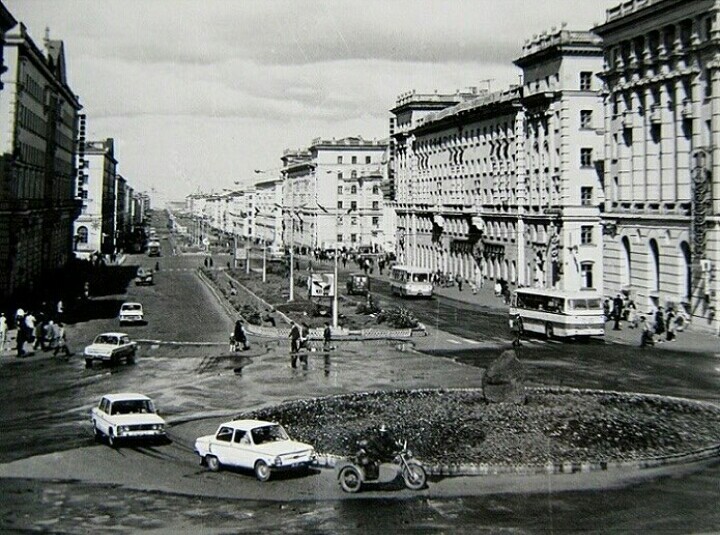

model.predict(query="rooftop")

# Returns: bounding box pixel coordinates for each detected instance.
[517,25,602,60]
[605,0,665,23]
[394,88,482,108]
[419,85,522,128]
[310,136,388,148]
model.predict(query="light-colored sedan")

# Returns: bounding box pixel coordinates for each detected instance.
[91,393,167,447]
[194,419,316,481]
[84,332,137,367]
[119,302,144,325]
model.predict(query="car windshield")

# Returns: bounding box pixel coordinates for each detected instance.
[251,424,289,445]
[122,304,142,311]
[110,399,155,415]
[94,335,119,345]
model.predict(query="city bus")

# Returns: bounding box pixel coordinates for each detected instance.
[390,266,433,298]
[508,288,605,339]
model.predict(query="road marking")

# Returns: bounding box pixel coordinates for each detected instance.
[447,339,461,344]
[460,337,481,344]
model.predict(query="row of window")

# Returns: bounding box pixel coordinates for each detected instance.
[337,155,373,164]
[337,200,380,210]
[337,185,381,195]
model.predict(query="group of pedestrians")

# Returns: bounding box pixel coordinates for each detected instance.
[605,294,687,347]
[289,321,332,368]
[2,301,71,359]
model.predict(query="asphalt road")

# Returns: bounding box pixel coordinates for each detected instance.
[1,220,720,533]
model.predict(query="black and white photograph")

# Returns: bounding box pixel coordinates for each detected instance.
[0,0,719,532]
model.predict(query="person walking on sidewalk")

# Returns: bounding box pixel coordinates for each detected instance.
[0,313,7,352]
[654,307,665,342]
[640,316,654,347]
[289,322,301,367]
[53,322,72,359]
[665,307,677,342]
[323,322,332,351]
[456,275,463,292]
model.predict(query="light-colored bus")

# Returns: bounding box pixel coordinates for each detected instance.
[390,266,433,298]
[509,288,605,339]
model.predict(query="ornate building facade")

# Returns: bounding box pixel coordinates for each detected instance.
[594,0,720,331]
[393,29,605,293]
[0,24,82,299]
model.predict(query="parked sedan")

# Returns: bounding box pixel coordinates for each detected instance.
[91,393,167,447]
[119,302,144,325]
[194,419,316,481]
[84,332,137,367]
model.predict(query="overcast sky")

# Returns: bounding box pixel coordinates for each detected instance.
[6,0,618,204]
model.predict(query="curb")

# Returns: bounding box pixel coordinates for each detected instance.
[221,272,293,326]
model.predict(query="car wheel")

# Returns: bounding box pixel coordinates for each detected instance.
[338,465,363,493]
[205,455,221,472]
[107,430,117,448]
[254,460,271,482]
[85,358,92,368]
[545,322,554,339]
[92,421,102,441]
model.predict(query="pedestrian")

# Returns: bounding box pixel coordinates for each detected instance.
[654,307,665,342]
[233,319,250,351]
[665,307,676,342]
[0,312,7,352]
[53,322,72,359]
[456,275,463,292]
[640,315,654,347]
[342,254,347,269]
[494,280,502,297]
[470,280,477,295]
[33,315,45,351]
[155,261,160,272]
[25,312,36,349]
[612,294,624,330]
[300,322,310,352]
[323,322,332,351]
[44,320,57,351]
[56,300,64,322]
[263,309,276,327]
[626,300,638,328]
[289,322,301,367]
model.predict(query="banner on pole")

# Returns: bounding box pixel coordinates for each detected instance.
[308,273,335,297]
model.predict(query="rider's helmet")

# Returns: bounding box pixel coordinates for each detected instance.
[378,424,388,433]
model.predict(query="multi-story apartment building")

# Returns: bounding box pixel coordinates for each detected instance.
[281,137,389,253]
[254,177,283,245]
[73,139,117,257]
[115,174,129,251]
[594,0,720,331]
[0,24,82,299]
[392,28,605,293]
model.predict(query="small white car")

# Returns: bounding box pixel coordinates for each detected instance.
[91,393,167,447]
[119,302,144,324]
[84,332,137,367]
[194,419,316,481]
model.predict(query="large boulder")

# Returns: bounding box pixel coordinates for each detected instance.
[482,348,526,404]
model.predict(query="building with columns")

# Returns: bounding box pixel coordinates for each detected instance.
[0,24,82,300]
[281,137,388,253]
[392,28,605,293]
[594,0,720,332]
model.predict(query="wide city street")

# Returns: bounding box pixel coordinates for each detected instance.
[0,220,719,533]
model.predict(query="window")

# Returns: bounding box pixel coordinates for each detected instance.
[581,225,593,245]
[351,156,357,164]
[351,234,357,243]
[581,262,594,289]
[351,170,357,179]
[337,185,343,195]
[216,427,233,442]
[350,201,357,211]
[233,430,247,443]
[76,226,89,244]
[372,216,379,226]
[351,185,357,194]
[580,148,593,167]
[372,185,379,194]
[580,71,593,91]
[581,186,593,206]
[337,234,343,242]
[337,156,343,164]
[337,172,343,180]
[351,217,357,226]
[706,69,713,97]
[337,201,343,209]
[372,201,379,209]
[580,110,593,129]
[365,156,371,164]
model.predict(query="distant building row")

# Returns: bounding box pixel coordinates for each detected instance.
[0,2,147,304]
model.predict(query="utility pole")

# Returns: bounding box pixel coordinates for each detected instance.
[289,179,294,302]
[333,210,339,329]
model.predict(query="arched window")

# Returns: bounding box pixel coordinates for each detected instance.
[648,238,660,293]
[77,226,89,244]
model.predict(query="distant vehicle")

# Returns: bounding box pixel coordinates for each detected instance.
[134,267,154,286]
[91,393,166,447]
[266,245,285,262]
[194,419,316,481]
[84,332,137,367]
[508,288,605,339]
[147,240,161,257]
[346,273,369,296]
[119,302,144,325]
[390,266,433,298]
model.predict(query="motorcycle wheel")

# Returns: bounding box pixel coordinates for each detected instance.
[402,461,427,490]
[338,465,363,493]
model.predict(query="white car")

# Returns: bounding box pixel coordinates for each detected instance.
[119,302,144,324]
[84,332,137,367]
[91,393,167,447]
[194,419,316,481]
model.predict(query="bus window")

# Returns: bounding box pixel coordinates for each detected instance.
[586,299,602,310]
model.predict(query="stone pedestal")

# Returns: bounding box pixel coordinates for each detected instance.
[482,348,526,404]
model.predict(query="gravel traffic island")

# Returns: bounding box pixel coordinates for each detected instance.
[239,387,720,477]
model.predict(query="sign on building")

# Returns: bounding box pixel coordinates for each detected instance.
[308,273,335,297]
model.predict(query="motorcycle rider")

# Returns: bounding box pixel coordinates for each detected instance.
[358,424,400,480]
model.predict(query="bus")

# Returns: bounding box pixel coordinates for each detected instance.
[390,266,433,298]
[147,240,161,257]
[508,288,605,339]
